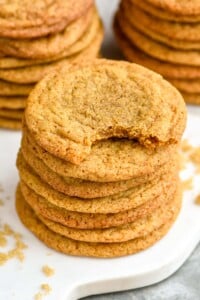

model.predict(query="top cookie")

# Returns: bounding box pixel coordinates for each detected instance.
[25,59,186,164]
[0,0,93,38]
[142,0,200,16]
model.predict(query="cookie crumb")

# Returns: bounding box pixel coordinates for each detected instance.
[182,177,193,191]
[189,147,200,173]
[195,195,200,205]
[181,139,193,153]
[34,292,42,300]
[0,199,4,206]
[42,265,54,277]
[0,224,27,266]
[41,283,52,295]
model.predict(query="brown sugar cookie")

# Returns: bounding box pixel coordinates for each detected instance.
[132,0,200,23]
[22,127,178,182]
[168,78,200,94]
[122,2,200,42]
[16,186,181,257]
[181,93,200,105]
[0,108,23,119]
[140,0,200,16]
[18,149,176,199]
[25,59,186,164]
[19,180,178,229]
[0,25,103,84]
[37,191,180,243]
[119,8,200,50]
[0,80,33,95]
[17,152,178,214]
[0,0,93,38]
[114,24,200,79]
[0,117,21,130]
[116,14,200,66]
[0,96,26,109]
[0,7,94,59]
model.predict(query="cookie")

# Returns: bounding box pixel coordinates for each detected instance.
[0,108,23,119]
[0,24,103,84]
[0,117,21,130]
[0,80,33,95]
[0,7,94,59]
[0,12,101,70]
[169,78,200,94]
[119,7,200,50]
[36,190,180,243]
[17,152,178,213]
[22,127,178,182]
[19,181,178,229]
[116,14,200,66]
[132,0,200,23]
[0,96,26,109]
[181,93,200,105]
[122,2,200,42]
[140,0,200,16]
[114,23,200,79]
[25,59,186,164]
[18,149,176,199]
[16,186,181,257]
[0,0,93,38]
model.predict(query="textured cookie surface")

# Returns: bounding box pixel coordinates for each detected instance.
[0,7,94,59]
[22,127,178,182]
[0,117,21,129]
[132,0,200,22]
[123,3,200,42]
[19,179,178,229]
[25,59,186,164]
[16,187,181,257]
[0,0,93,36]
[18,149,175,199]
[0,25,103,84]
[114,24,200,80]
[17,151,178,214]
[0,108,23,119]
[117,15,200,66]
[0,96,26,109]
[36,190,180,243]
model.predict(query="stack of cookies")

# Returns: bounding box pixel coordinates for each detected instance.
[16,60,186,258]
[114,0,200,105]
[0,0,103,130]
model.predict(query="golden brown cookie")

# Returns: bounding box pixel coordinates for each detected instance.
[0,80,33,95]
[37,191,180,243]
[140,0,200,16]
[0,96,26,109]
[122,2,200,42]
[16,186,181,257]
[0,0,93,38]
[116,14,200,66]
[18,149,176,199]
[132,0,200,22]
[181,93,200,105]
[19,181,178,229]
[114,24,200,79]
[25,59,186,164]
[0,117,21,130]
[169,78,200,94]
[22,127,178,182]
[119,7,200,50]
[17,152,178,213]
[0,7,94,59]
[0,24,103,84]
[0,108,23,119]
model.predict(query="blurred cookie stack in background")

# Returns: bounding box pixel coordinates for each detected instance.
[0,0,103,130]
[114,0,200,105]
